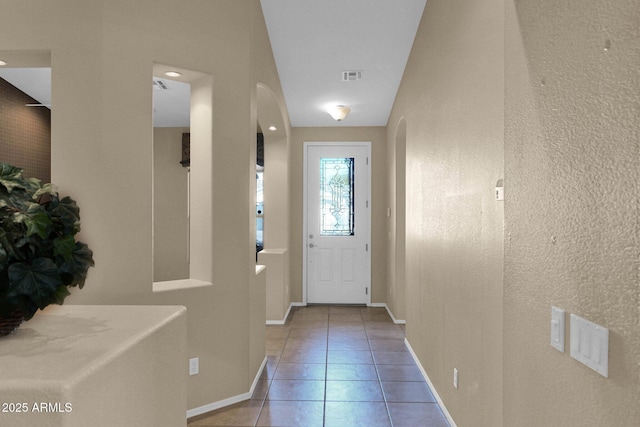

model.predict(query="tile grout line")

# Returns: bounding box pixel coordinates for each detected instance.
[255,321,283,427]
[365,307,396,427]
[257,308,293,427]
[323,309,329,427]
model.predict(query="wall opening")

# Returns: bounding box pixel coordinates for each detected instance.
[152,63,213,291]
[0,51,51,182]
[394,117,407,318]
[256,131,264,258]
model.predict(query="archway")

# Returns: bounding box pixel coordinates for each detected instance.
[392,117,407,320]
[256,83,291,323]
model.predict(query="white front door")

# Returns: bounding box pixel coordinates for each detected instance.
[304,142,371,304]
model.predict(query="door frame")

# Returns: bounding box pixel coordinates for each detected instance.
[302,141,372,305]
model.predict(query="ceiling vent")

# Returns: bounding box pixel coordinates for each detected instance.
[153,79,170,90]
[342,70,363,81]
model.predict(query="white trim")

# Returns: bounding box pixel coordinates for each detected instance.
[404,339,457,427]
[186,356,267,419]
[303,141,372,305]
[369,302,406,325]
[249,356,268,396]
[302,144,309,305]
[265,302,305,325]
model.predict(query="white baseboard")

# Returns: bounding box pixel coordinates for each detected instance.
[249,356,268,397]
[186,356,267,419]
[368,302,406,325]
[266,302,305,325]
[267,302,405,325]
[404,339,457,427]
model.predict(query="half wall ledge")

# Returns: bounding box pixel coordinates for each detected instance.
[153,279,213,292]
[0,305,187,427]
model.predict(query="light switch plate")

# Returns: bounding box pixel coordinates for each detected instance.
[550,306,565,352]
[189,357,199,376]
[570,314,608,378]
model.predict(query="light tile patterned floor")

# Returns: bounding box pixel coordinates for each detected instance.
[188,305,450,427]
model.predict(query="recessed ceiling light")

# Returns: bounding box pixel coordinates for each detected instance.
[0,60,7,66]
[165,71,182,78]
[268,126,277,131]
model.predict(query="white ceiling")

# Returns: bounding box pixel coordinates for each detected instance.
[0,1,427,128]
[152,77,191,128]
[261,0,426,127]
[0,68,51,107]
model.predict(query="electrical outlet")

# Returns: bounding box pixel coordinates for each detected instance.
[189,357,199,376]
[453,368,458,389]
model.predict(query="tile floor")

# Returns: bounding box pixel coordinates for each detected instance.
[188,305,450,427]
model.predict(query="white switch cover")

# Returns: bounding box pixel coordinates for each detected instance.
[189,357,199,376]
[570,314,608,378]
[453,368,458,389]
[550,306,565,352]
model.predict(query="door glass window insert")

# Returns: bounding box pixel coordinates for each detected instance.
[320,157,355,236]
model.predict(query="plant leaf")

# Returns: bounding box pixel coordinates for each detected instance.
[50,196,81,234]
[0,163,26,193]
[58,242,94,288]
[7,258,61,308]
[52,285,71,305]
[24,211,52,239]
[0,245,6,271]
[53,235,76,261]
[0,226,24,261]
[33,183,57,200]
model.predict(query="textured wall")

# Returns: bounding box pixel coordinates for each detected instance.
[388,0,505,425]
[504,0,640,425]
[0,77,50,182]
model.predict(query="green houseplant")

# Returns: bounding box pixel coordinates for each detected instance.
[0,163,94,335]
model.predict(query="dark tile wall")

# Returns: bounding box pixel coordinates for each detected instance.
[0,77,51,182]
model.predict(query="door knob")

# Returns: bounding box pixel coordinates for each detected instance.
[309,243,314,248]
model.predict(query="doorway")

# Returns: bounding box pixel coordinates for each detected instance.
[304,142,371,304]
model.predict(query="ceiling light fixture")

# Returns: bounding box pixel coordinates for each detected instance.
[0,60,7,66]
[327,105,350,121]
[165,71,182,78]
[268,125,277,131]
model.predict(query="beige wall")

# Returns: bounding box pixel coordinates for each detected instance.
[385,118,407,320]
[390,0,639,425]
[504,1,640,425]
[0,0,287,413]
[153,127,190,282]
[289,127,388,304]
[388,0,505,425]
